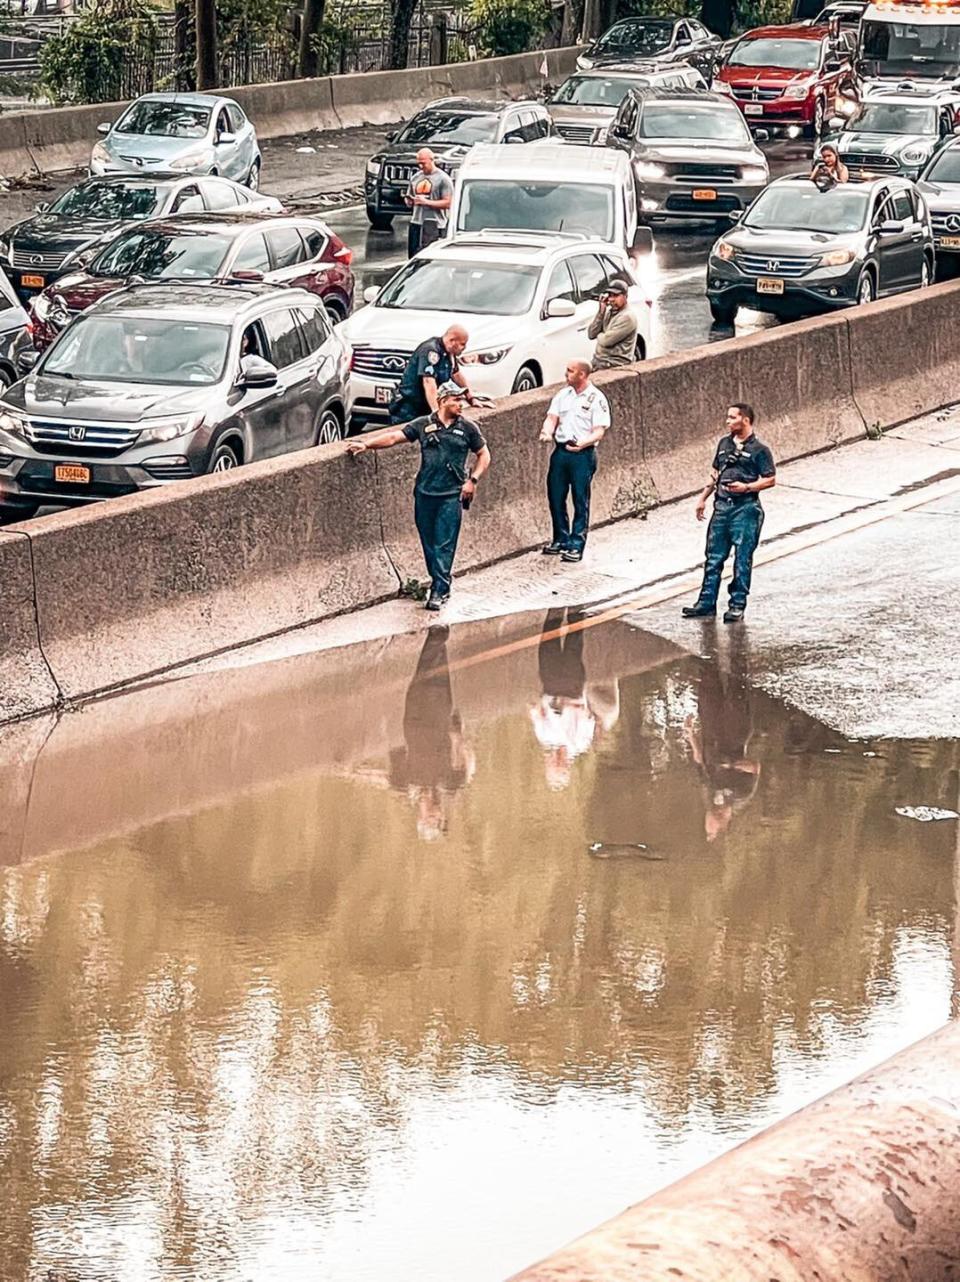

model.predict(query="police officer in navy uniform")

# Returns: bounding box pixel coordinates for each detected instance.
[348,382,491,611]
[389,324,476,425]
[682,403,776,623]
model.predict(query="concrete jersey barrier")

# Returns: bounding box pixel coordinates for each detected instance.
[5,277,960,719]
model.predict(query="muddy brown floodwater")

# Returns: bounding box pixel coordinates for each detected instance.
[0,612,956,1282]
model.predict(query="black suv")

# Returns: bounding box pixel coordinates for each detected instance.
[364,96,553,229]
[0,283,351,521]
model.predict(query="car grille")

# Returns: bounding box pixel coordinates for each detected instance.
[736,252,815,278]
[932,212,960,233]
[843,152,898,171]
[24,418,141,457]
[666,193,742,214]
[11,248,69,271]
[555,123,599,144]
[734,87,783,102]
[117,154,164,166]
[350,345,412,380]
[383,162,417,184]
[668,162,742,184]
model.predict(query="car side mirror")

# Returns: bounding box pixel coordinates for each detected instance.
[96,122,111,135]
[16,348,39,375]
[385,130,397,142]
[753,128,771,142]
[362,284,380,304]
[878,219,905,234]
[727,209,743,223]
[216,131,237,145]
[545,297,577,318]
[230,269,264,283]
[632,225,654,253]
[504,134,524,144]
[35,201,49,213]
[827,116,845,131]
[239,355,278,387]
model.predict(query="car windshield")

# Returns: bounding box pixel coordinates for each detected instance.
[728,38,822,69]
[115,101,211,138]
[862,18,960,76]
[91,229,232,279]
[396,111,500,146]
[639,104,750,142]
[850,102,937,134]
[376,259,540,315]
[922,146,960,181]
[594,21,672,55]
[552,75,643,106]
[744,183,870,232]
[48,182,169,221]
[458,180,615,242]
[42,316,230,385]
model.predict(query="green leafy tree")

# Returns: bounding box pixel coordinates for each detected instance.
[37,0,160,105]
[471,0,551,56]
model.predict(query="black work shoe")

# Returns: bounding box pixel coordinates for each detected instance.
[560,549,583,563]
[542,542,564,555]
[681,604,716,618]
[723,607,744,624]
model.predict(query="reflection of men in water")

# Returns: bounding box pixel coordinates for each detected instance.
[684,640,760,841]
[529,608,620,790]
[388,627,476,840]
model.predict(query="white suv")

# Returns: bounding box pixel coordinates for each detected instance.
[342,232,651,428]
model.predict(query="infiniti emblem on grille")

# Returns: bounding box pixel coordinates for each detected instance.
[30,254,43,266]
[68,424,86,441]
[947,214,960,233]
[382,355,406,372]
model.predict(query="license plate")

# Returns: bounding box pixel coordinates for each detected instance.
[374,385,392,405]
[744,103,764,116]
[941,235,960,248]
[756,277,784,295]
[692,188,717,201]
[20,274,44,289]
[54,464,90,484]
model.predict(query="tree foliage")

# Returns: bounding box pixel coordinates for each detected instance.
[37,0,160,104]
[470,0,551,57]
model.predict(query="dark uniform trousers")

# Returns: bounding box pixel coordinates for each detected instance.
[697,497,765,611]
[547,445,597,554]
[414,490,463,597]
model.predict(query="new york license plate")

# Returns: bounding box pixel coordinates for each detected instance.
[756,277,784,295]
[941,235,960,248]
[692,188,717,201]
[374,385,392,405]
[744,104,764,116]
[20,274,44,289]
[54,464,90,484]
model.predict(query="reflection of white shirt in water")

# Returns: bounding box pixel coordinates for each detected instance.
[529,697,596,759]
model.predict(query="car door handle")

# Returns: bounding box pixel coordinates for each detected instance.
[910,233,922,241]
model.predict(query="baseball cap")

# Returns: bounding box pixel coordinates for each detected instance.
[607,278,630,296]
[437,381,464,401]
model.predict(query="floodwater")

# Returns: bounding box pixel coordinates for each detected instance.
[0,612,957,1282]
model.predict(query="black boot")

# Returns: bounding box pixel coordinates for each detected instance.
[681,603,716,618]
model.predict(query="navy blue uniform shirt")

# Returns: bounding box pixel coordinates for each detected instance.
[712,432,776,501]
[392,337,459,422]
[402,412,486,497]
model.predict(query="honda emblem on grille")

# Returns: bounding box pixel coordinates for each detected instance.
[67,424,86,442]
[382,355,406,372]
[767,259,780,272]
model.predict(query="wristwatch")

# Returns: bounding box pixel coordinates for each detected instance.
[468,473,480,484]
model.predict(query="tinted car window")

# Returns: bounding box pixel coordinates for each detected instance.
[227,104,245,132]
[232,232,270,273]
[543,259,577,307]
[891,190,912,221]
[501,115,525,144]
[296,305,331,353]
[266,226,307,270]
[169,185,203,214]
[301,227,326,259]
[569,253,607,302]
[262,308,306,367]
[594,20,673,57]
[203,179,242,211]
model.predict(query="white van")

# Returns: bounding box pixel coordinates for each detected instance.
[447,143,651,255]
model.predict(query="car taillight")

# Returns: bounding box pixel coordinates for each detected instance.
[329,232,352,266]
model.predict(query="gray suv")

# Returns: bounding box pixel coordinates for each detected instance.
[607,87,769,225]
[548,62,705,146]
[0,282,350,522]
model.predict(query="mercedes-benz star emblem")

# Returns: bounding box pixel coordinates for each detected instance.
[946,214,960,233]
[67,424,86,442]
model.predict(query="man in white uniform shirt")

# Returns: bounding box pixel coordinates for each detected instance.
[538,360,611,562]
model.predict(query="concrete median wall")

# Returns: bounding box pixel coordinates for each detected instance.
[0,47,582,179]
[5,277,960,721]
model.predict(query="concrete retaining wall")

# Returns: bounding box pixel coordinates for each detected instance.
[0,47,582,179]
[4,277,960,721]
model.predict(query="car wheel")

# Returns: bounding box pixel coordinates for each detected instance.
[806,98,824,140]
[0,501,39,524]
[208,440,241,473]
[511,364,540,394]
[857,269,875,305]
[366,206,394,230]
[920,257,931,288]
[323,299,346,325]
[0,366,13,390]
[315,407,345,445]
[247,159,261,191]
[709,299,738,325]
[634,337,646,362]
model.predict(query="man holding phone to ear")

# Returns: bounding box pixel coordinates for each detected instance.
[588,278,639,371]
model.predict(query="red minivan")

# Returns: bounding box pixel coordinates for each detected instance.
[715,24,857,139]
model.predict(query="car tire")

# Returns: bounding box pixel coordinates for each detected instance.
[366,206,394,230]
[807,98,824,140]
[0,501,39,524]
[511,365,540,394]
[709,299,738,325]
[208,440,241,473]
[247,159,261,191]
[0,366,13,390]
[920,257,931,288]
[323,298,346,325]
[634,337,646,362]
[314,406,346,445]
[856,269,875,305]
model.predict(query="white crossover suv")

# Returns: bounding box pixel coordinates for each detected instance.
[341,231,651,428]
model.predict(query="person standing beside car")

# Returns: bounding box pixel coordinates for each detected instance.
[406,148,454,258]
[587,278,638,370]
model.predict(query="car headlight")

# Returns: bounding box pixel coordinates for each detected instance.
[742,165,767,183]
[91,142,110,164]
[0,236,10,263]
[716,243,736,261]
[715,80,734,94]
[901,143,931,164]
[784,82,809,100]
[366,158,382,176]
[0,408,28,439]
[169,150,211,172]
[819,248,855,267]
[635,162,666,181]
[32,293,51,322]
[460,347,512,365]
[138,413,204,444]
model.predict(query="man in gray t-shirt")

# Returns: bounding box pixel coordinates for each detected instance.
[406,147,454,258]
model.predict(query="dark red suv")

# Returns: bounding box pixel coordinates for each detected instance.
[715,24,857,139]
[28,212,354,350]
